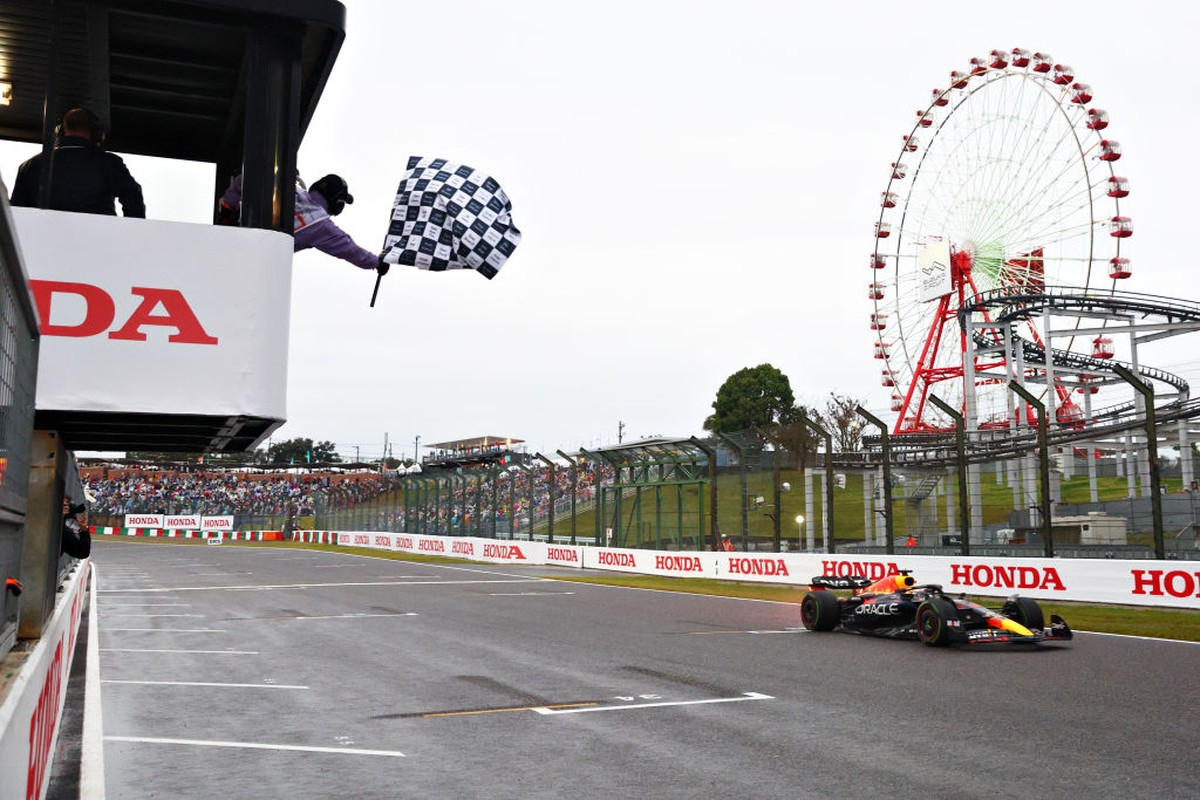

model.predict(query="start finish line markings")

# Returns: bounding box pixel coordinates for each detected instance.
[532,692,775,715]
[414,692,775,719]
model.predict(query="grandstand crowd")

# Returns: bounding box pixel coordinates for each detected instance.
[83,468,397,518]
[82,460,615,533]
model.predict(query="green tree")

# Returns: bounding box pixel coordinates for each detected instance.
[267,437,341,466]
[703,364,796,434]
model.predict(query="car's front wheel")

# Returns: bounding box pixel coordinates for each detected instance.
[916,597,957,647]
[801,590,839,631]
[1005,596,1045,632]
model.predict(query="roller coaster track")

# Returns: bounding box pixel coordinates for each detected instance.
[850,287,1200,469]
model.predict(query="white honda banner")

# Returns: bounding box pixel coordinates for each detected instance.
[13,209,291,420]
[123,513,163,528]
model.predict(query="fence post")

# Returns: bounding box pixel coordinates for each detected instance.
[1007,381,1055,558]
[556,450,578,545]
[799,412,837,554]
[689,438,719,551]
[928,395,971,555]
[1112,364,1165,558]
[856,407,895,554]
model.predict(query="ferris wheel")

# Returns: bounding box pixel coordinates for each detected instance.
[870,48,1132,434]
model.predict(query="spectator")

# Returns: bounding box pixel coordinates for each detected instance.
[61,501,92,559]
[218,173,388,275]
[10,107,146,217]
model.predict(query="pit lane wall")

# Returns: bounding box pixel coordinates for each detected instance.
[0,560,89,800]
[329,531,1200,610]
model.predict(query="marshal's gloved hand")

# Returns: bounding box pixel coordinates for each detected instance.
[216,202,238,226]
[376,256,390,276]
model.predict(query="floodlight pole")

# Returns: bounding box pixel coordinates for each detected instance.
[1007,381,1054,558]
[1112,364,1165,558]
[927,395,970,555]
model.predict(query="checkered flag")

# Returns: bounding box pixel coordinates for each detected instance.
[380,156,521,280]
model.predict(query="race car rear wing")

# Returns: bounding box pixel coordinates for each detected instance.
[809,575,874,591]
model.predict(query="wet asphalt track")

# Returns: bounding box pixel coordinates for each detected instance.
[82,538,1200,799]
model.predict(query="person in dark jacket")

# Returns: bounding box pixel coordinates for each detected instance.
[61,502,92,560]
[10,107,145,217]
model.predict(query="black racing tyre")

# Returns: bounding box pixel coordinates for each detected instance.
[801,590,839,632]
[916,597,957,647]
[1007,596,1045,632]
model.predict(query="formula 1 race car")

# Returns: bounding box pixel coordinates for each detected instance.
[800,571,1072,647]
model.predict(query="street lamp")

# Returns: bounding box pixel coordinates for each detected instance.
[795,515,805,552]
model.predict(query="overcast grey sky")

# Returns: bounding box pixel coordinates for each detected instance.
[3,0,1198,461]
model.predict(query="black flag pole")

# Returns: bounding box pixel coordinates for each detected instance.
[369,270,383,307]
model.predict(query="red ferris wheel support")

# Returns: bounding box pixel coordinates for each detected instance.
[892,248,1081,435]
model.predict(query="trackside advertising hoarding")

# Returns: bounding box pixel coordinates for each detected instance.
[13,208,290,421]
[0,561,89,800]
[328,532,1200,609]
[124,514,164,529]
[335,532,563,564]
[122,515,234,530]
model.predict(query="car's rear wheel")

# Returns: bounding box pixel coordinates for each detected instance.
[916,597,957,646]
[1006,596,1045,632]
[801,590,839,631]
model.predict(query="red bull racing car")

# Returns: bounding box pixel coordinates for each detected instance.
[800,571,1072,647]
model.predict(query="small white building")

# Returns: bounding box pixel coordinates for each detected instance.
[1051,512,1128,545]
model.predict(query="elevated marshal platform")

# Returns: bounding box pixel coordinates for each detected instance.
[13,206,292,452]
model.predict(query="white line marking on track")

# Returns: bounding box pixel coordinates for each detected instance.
[104,736,405,757]
[532,691,774,715]
[97,578,543,593]
[284,612,418,620]
[487,591,576,597]
[100,618,204,623]
[100,649,259,654]
[101,603,191,607]
[82,564,106,799]
[102,628,227,633]
[1075,630,1200,645]
[102,680,307,689]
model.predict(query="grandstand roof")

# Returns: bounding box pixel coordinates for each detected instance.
[0,0,345,163]
[424,436,525,452]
